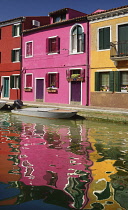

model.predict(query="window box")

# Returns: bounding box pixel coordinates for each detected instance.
[24,88,32,92]
[66,69,85,82]
[67,77,84,82]
[47,88,57,93]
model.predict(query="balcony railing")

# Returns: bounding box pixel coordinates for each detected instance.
[110,41,128,60]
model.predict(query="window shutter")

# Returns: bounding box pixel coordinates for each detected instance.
[19,24,22,36]
[56,36,60,53]
[99,28,103,50]
[12,25,15,37]
[19,49,21,62]
[10,75,14,88]
[104,27,110,49]
[95,72,100,91]
[80,69,85,78]
[109,71,114,92]
[114,71,121,92]
[66,69,71,78]
[11,50,15,62]
[46,38,49,54]
[18,75,21,89]
[0,28,1,39]
[45,73,49,88]
[26,74,32,87]
[55,73,59,88]
[81,33,85,52]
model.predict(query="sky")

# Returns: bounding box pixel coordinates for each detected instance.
[0,0,128,22]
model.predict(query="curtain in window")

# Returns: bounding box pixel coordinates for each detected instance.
[121,72,128,85]
[71,25,84,53]
[26,42,32,57]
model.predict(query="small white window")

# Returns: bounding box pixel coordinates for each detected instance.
[12,24,21,37]
[12,48,21,62]
[25,41,33,58]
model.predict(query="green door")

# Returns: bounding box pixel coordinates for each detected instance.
[4,77,9,98]
[118,24,128,56]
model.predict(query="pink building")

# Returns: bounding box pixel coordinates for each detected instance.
[22,8,89,106]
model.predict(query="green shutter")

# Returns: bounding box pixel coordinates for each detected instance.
[114,71,121,92]
[95,72,100,91]
[81,32,85,52]
[11,50,15,62]
[10,75,14,88]
[12,25,15,37]
[104,27,110,49]
[19,24,22,36]
[19,49,21,62]
[99,28,103,50]
[109,71,114,92]
[18,75,21,89]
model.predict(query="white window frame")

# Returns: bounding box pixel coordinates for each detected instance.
[47,36,59,55]
[70,23,84,55]
[12,48,21,63]
[11,74,20,89]
[97,25,111,51]
[13,23,21,37]
[25,41,33,58]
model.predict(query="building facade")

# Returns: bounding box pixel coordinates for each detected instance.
[88,5,128,108]
[22,8,90,106]
[0,16,50,101]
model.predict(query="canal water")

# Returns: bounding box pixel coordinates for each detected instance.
[0,111,128,210]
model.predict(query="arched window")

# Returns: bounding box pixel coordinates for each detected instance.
[71,24,85,53]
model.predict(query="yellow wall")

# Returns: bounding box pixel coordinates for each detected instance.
[90,15,128,92]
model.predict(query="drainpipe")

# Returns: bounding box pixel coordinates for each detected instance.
[20,17,25,101]
[86,21,90,106]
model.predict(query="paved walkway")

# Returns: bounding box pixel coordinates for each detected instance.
[20,101,128,115]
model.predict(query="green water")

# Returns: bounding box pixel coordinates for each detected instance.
[0,111,128,210]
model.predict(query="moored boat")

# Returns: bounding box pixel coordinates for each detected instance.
[11,107,77,119]
[0,100,7,109]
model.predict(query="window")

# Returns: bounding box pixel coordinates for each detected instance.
[25,41,33,58]
[71,25,85,54]
[46,37,60,54]
[46,73,59,88]
[99,27,110,50]
[25,74,32,88]
[12,24,21,37]
[11,48,21,62]
[53,14,66,23]
[95,71,114,92]
[66,69,85,81]
[10,75,20,89]
[121,71,128,92]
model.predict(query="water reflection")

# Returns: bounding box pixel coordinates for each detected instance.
[0,112,128,209]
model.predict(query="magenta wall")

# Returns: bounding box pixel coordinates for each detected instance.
[22,21,89,105]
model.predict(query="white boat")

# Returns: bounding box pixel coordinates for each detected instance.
[0,100,7,109]
[11,107,77,119]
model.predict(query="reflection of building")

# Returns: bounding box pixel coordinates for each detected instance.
[85,133,124,210]
[19,122,93,209]
[0,119,21,206]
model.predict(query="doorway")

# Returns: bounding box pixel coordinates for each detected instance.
[36,79,44,101]
[71,81,81,103]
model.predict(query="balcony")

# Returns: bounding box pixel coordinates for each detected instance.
[110,41,128,61]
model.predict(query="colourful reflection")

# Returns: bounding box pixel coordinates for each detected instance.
[18,122,93,209]
[0,114,128,210]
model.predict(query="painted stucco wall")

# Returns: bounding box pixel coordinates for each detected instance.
[22,21,89,105]
[90,15,128,92]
